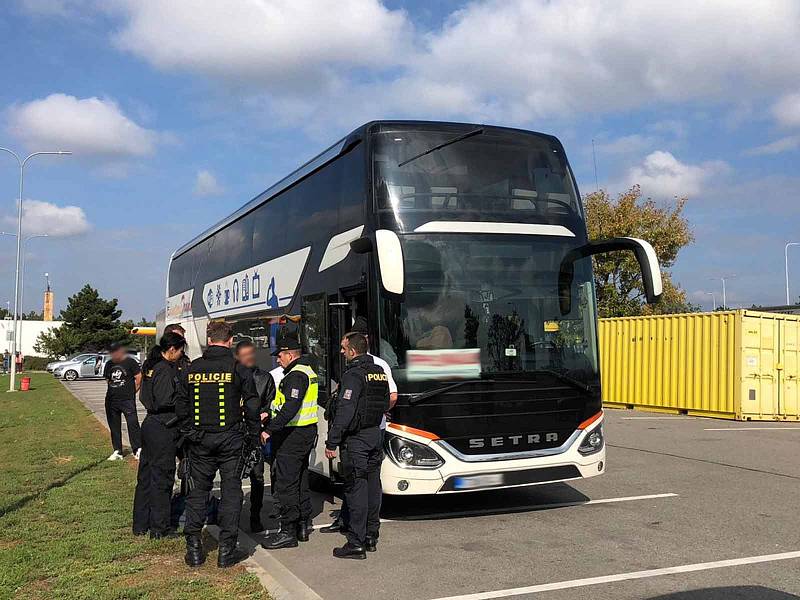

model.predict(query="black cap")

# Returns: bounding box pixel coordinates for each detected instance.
[271,333,302,356]
[352,316,369,335]
[107,341,124,352]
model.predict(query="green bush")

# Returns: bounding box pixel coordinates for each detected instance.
[23,356,50,371]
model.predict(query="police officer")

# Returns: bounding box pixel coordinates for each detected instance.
[325,332,389,559]
[176,321,260,568]
[132,331,186,538]
[261,331,318,550]
[234,339,276,533]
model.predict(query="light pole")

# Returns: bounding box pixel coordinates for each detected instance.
[710,275,736,309]
[705,291,717,310]
[785,242,800,305]
[0,147,71,391]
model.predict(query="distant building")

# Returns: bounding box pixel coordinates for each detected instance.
[753,305,800,316]
[0,320,64,357]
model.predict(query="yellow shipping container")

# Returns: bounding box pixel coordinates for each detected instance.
[599,310,800,421]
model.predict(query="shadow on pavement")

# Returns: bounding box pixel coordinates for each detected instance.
[381,481,590,521]
[647,587,800,599]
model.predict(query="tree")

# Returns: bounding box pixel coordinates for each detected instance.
[584,185,697,318]
[22,310,43,320]
[34,284,133,357]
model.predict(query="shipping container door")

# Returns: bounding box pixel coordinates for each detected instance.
[740,315,778,419]
[779,318,800,420]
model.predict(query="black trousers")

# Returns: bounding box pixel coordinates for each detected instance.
[132,414,177,534]
[183,428,244,547]
[249,455,265,522]
[271,425,316,529]
[105,397,142,453]
[340,427,383,547]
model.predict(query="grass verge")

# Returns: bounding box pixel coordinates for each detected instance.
[0,374,269,600]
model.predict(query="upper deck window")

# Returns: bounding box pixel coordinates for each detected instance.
[372,127,581,221]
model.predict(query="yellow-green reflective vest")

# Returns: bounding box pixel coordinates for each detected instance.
[271,363,319,426]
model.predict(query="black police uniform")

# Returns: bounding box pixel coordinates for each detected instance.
[326,353,389,556]
[133,358,181,537]
[247,365,275,532]
[176,345,260,566]
[262,354,317,548]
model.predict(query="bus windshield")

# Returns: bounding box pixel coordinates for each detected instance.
[378,234,599,386]
[373,127,581,225]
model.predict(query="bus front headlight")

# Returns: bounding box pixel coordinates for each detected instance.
[578,424,604,456]
[386,434,444,469]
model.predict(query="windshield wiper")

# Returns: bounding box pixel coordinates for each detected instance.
[397,128,484,168]
[408,379,494,405]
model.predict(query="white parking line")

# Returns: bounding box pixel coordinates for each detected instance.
[429,550,800,599]
[311,492,677,529]
[704,427,800,431]
[622,416,689,420]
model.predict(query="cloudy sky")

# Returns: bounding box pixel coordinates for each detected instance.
[1,0,799,319]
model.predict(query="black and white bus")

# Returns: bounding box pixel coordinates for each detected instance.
[165,121,662,495]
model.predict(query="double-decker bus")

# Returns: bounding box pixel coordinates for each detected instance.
[166,121,661,495]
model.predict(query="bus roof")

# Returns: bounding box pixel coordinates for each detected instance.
[171,120,560,260]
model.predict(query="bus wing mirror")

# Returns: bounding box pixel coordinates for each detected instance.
[349,231,405,297]
[350,237,373,254]
[559,237,662,314]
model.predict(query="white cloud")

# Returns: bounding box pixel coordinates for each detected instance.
[772,92,800,128]
[194,170,224,197]
[624,151,729,198]
[4,200,91,237]
[111,0,411,92]
[7,93,160,158]
[744,135,800,156]
[595,134,656,157]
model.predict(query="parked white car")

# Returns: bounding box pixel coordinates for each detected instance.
[46,353,96,373]
[53,354,105,381]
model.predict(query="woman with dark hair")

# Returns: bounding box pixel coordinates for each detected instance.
[132,331,186,538]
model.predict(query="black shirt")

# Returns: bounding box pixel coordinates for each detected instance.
[103,357,140,402]
[265,355,312,434]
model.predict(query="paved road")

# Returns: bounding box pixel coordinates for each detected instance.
[63,377,147,455]
[64,380,800,600]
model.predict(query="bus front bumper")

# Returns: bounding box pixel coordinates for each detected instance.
[381,417,605,495]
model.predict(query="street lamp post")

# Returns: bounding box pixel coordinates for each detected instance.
[705,291,717,310]
[785,242,800,305]
[711,275,736,309]
[0,147,70,392]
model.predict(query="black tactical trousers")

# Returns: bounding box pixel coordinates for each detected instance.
[105,397,142,453]
[184,427,244,547]
[271,425,316,529]
[132,414,178,534]
[340,426,383,547]
[249,455,265,522]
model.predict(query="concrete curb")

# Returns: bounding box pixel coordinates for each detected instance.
[207,525,324,600]
[61,378,322,600]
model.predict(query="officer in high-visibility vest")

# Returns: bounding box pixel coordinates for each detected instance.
[261,331,319,550]
[176,320,261,568]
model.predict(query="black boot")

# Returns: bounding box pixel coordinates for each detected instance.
[297,520,311,542]
[261,529,298,550]
[365,535,377,552]
[319,515,343,533]
[333,542,366,560]
[184,535,205,567]
[217,543,248,568]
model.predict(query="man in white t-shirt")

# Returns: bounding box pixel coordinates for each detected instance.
[320,316,396,537]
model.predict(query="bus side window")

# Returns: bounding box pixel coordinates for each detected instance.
[300,294,328,397]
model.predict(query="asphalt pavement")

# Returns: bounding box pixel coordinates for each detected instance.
[64,379,800,600]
